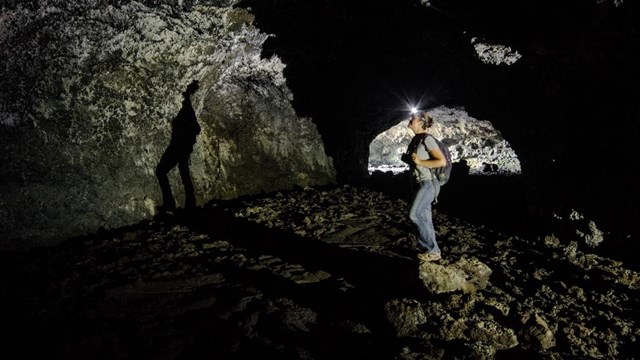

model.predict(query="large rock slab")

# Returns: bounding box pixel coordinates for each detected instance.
[418,256,492,294]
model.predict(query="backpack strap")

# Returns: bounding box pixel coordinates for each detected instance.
[412,133,427,153]
[423,134,442,204]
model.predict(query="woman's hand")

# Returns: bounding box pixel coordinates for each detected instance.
[412,153,420,166]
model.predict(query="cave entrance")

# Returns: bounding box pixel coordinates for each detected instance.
[368,105,522,176]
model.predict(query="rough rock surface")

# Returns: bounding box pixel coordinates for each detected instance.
[0,0,335,249]
[418,256,493,294]
[2,185,638,359]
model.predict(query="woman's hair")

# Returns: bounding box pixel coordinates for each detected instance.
[420,112,433,129]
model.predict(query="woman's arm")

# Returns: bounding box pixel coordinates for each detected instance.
[412,147,446,168]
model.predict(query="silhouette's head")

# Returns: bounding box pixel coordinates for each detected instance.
[183,80,199,97]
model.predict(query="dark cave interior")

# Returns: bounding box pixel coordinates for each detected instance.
[239,0,640,247]
[2,3,640,358]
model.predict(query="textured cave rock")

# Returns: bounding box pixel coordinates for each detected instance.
[418,256,492,294]
[0,0,335,249]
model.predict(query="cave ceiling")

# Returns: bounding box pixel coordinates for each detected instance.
[242,0,639,152]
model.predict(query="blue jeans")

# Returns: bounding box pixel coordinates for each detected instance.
[409,180,441,254]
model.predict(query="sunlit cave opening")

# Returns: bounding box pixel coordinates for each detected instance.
[368,105,522,175]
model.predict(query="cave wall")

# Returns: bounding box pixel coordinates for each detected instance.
[0,0,336,250]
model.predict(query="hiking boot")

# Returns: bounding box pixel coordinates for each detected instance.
[417,252,442,262]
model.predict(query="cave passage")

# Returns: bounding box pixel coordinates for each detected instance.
[367,105,522,176]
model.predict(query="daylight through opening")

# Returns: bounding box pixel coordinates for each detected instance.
[368,106,522,176]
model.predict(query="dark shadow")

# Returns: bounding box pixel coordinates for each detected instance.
[155,80,201,212]
[175,198,431,359]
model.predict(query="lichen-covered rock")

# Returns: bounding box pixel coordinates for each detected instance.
[518,311,556,350]
[0,0,335,250]
[385,299,427,338]
[415,296,519,358]
[418,256,492,294]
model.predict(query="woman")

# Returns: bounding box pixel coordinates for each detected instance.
[405,111,447,262]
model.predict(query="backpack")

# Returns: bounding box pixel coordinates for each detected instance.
[424,134,452,186]
[402,133,453,202]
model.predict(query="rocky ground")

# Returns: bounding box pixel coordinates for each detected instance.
[1,184,639,359]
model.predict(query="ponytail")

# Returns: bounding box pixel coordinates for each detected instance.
[420,112,433,129]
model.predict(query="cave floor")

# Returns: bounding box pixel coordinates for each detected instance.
[1,184,639,359]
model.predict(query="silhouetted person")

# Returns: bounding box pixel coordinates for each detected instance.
[156,80,201,213]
